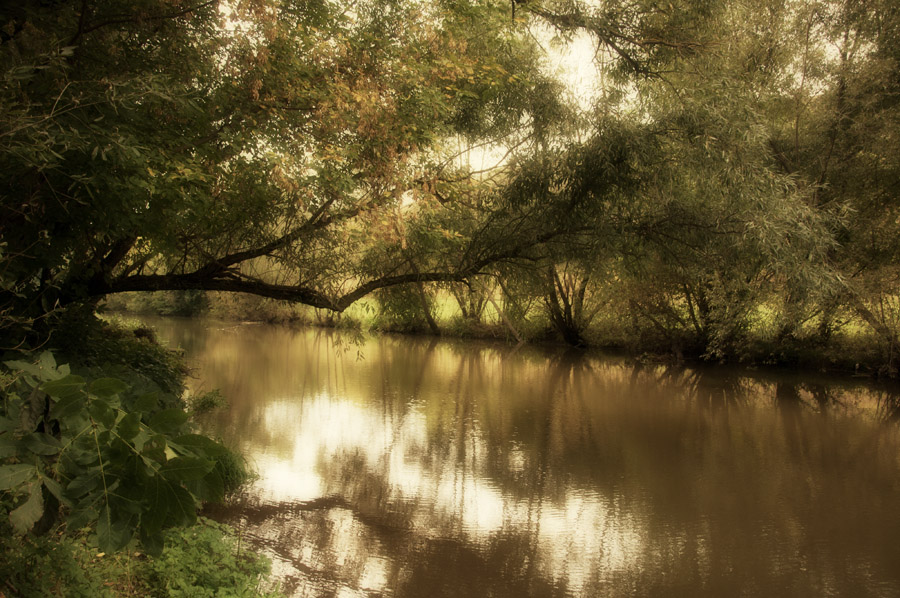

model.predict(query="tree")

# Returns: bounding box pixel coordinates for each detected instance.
[764,0,900,351]
[5,0,900,363]
[505,0,846,355]
[0,0,569,346]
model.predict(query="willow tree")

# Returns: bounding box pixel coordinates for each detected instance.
[0,0,568,346]
[761,0,900,348]
[488,0,846,355]
[7,0,896,359]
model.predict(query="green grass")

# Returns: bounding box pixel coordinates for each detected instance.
[0,519,281,598]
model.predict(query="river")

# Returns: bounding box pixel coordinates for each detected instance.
[142,316,900,597]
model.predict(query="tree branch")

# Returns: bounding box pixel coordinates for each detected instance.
[69,0,92,45]
[95,271,338,310]
[193,195,342,276]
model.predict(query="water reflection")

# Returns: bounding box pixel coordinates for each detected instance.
[143,317,900,598]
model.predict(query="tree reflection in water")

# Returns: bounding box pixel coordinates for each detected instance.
[145,318,900,598]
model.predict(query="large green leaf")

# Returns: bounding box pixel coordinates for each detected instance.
[52,394,89,422]
[97,504,134,553]
[41,374,85,397]
[133,393,159,413]
[141,434,168,464]
[66,473,100,498]
[141,475,197,534]
[148,408,189,434]
[116,412,142,441]
[38,351,57,373]
[9,482,44,534]
[89,377,129,398]
[67,504,98,531]
[88,400,116,429]
[185,468,225,504]
[172,434,228,457]
[68,436,102,466]
[0,415,16,435]
[41,375,86,400]
[0,435,17,460]
[40,475,73,508]
[139,526,165,557]
[0,463,36,490]
[161,456,215,482]
[23,432,63,456]
[4,360,44,379]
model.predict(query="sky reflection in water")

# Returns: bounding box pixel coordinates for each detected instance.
[145,317,900,598]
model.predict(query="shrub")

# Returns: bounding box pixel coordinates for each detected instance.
[213,448,257,496]
[373,285,432,332]
[0,352,227,553]
[190,389,228,415]
[0,518,279,597]
[51,308,188,400]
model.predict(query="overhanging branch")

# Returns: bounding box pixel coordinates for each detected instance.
[86,218,592,312]
[95,271,339,310]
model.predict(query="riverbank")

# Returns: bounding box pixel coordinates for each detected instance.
[0,311,281,597]
[103,289,900,382]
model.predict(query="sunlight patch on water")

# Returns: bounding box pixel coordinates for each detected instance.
[248,387,646,595]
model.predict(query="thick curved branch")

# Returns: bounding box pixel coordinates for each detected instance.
[94,271,339,310]
[85,215,592,312]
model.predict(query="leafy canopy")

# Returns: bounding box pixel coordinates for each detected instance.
[0,0,567,340]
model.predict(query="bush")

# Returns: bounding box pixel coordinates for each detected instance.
[51,307,188,400]
[0,351,230,552]
[189,389,228,415]
[373,285,432,332]
[103,291,209,317]
[213,447,257,495]
[147,518,278,597]
[0,519,280,598]
[0,310,271,596]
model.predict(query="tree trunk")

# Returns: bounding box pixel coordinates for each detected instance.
[415,279,441,336]
[409,260,440,335]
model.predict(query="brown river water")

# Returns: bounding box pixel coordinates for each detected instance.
[142,317,900,598]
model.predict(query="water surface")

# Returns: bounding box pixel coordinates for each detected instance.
[145,317,900,597]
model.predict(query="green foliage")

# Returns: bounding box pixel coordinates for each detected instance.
[1,0,899,370]
[106,291,211,318]
[0,524,110,598]
[189,389,228,416]
[146,519,278,598]
[0,518,279,598]
[50,310,189,399]
[0,0,563,328]
[211,448,257,496]
[374,285,433,333]
[0,352,228,554]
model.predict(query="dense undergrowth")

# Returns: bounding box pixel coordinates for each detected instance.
[0,310,277,597]
[0,518,277,598]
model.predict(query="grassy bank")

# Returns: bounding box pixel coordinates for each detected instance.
[0,518,277,598]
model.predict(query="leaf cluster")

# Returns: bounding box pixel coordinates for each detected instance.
[0,351,229,554]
